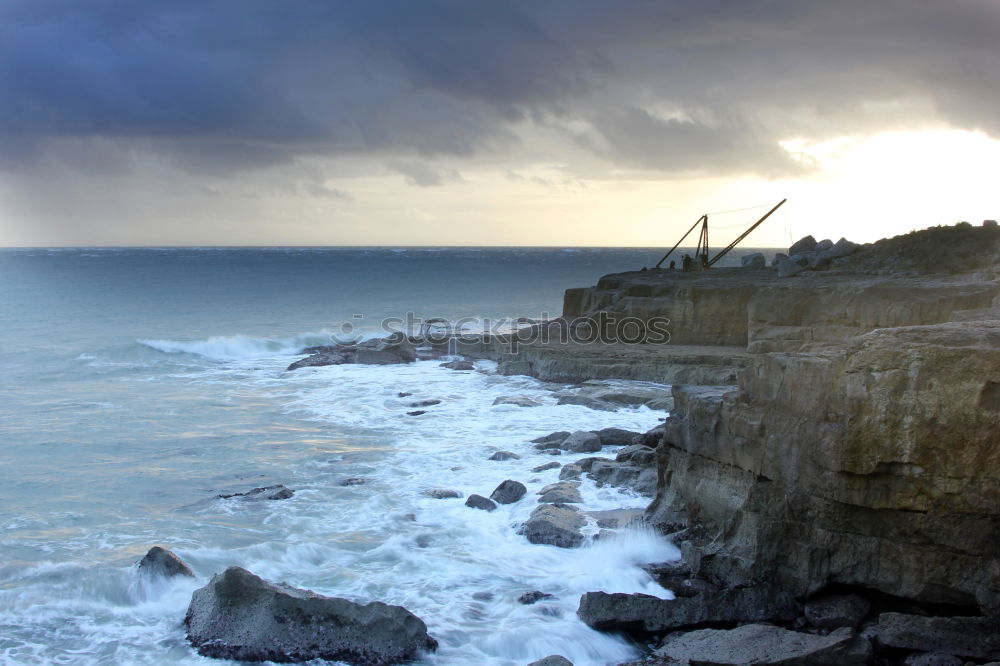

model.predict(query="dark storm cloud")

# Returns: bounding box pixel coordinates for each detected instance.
[0,0,997,177]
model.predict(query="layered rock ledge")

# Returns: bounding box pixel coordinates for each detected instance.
[545,223,1000,662]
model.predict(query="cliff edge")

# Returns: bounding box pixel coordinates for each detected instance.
[566,223,1000,625]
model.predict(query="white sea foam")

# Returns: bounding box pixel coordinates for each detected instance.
[5,349,677,664]
[139,332,338,361]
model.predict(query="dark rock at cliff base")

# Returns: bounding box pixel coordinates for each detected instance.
[185,566,436,664]
[904,653,964,666]
[575,457,613,472]
[615,444,656,466]
[804,593,871,629]
[558,464,583,480]
[531,431,570,445]
[217,484,293,501]
[654,624,870,665]
[489,480,527,504]
[577,585,797,634]
[537,481,582,504]
[789,234,818,255]
[422,489,461,499]
[137,546,194,578]
[518,590,553,605]
[287,337,417,371]
[439,360,475,370]
[493,396,544,407]
[875,613,1000,660]
[520,504,585,548]
[639,425,666,448]
[488,451,521,461]
[595,427,641,447]
[562,431,602,453]
[532,462,561,473]
[527,656,573,666]
[589,461,657,495]
[464,494,497,512]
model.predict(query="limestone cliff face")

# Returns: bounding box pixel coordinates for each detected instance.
[557,227,1000,614]
[648,317,1000,614]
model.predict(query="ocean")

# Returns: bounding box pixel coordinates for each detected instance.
[0,246,761,665]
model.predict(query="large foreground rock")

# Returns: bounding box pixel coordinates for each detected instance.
[520,504,585,548]
[654,623,870,665]
[577,586,796,634]
[185,567,436,664]
[875,612,1000,660]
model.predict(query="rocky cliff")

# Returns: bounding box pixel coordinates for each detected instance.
[561,224,1000,621]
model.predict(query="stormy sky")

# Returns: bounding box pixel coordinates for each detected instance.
[1,0,998,246]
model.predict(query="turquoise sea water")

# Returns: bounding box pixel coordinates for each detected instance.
[0,246,764,665]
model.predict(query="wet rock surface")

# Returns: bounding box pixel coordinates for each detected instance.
[287,337,420,371]
[654,623,869,665]
[464,494,497,512]
[577,585,797,634]
[217,484,294,501]
[520,504,585,548]
[185,566,436,664]
[489,479,527,504]
[137,546,194,578]
[421,489,461,499]
[536,481,582,504]
[874,613,1000,660]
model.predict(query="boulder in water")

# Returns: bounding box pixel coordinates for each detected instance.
[439,359,475,370]
[489,480,526,504]
[537,481,582,504]
[488,451,521,461]
[531,462,561,473]
[422,489,461,499]
[217,484,293,501]
[562,431,602,453]
[520,504,585,548]
[464,494,497,512]
[519,590,554,605]
[527,655,573,666]
[137,546,194,578]
[527,656,573,666]
[185,566,436,664]
[530,431,570,445]
[287,337,417,371]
